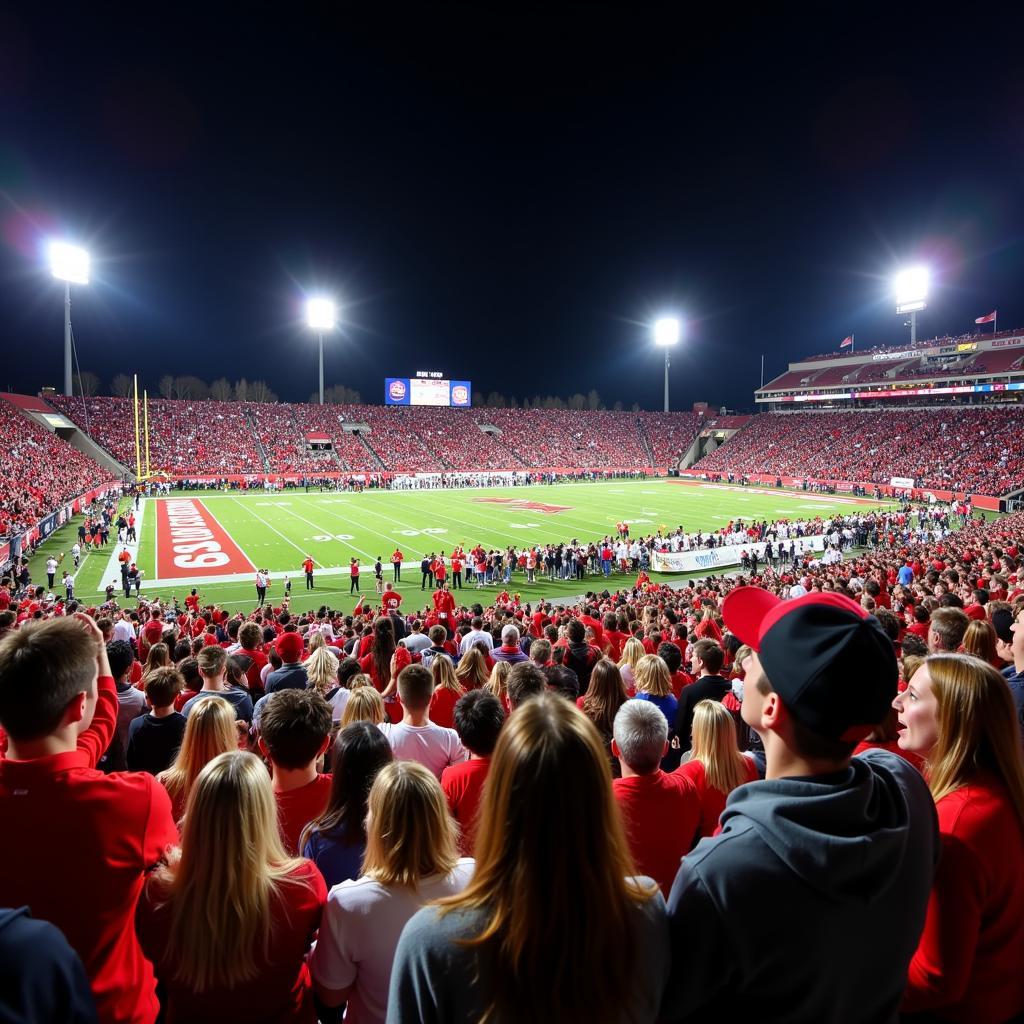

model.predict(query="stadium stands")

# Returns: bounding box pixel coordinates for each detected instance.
[693,408,1024,495]
[0,400,108,538]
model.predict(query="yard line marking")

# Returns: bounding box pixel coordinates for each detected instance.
[274,500,379,563]
[226,497,330,568]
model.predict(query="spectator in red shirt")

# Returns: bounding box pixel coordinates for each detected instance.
[611,699,701,895]
[257,689,333,856]
[441,689,505,855]
[0,615,178,1024]
[428,655,466,729]
[896,654,1024,1022]
[675,699,759,839]
[136,750,326,1024]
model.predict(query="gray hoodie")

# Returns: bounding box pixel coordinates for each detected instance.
[662,749,939,1023]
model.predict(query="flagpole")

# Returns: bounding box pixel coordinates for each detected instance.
[851,333,855,353]
[760,354,764,388]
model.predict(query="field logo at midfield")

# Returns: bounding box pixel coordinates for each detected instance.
[156,499,255,580]
[473,498,571,514]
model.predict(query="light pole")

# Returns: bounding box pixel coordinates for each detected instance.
[894,266,929,345]
[48,241,90,396]
[306,297,337,404]
[653,316,681,412]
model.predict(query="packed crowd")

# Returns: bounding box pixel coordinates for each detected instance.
[0,401,108,539]
[694,407,1024,494]
[1,497,1023,1021]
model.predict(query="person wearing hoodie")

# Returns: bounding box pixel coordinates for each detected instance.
[662,589,939,1024]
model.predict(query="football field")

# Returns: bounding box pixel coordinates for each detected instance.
[30,480,893,613]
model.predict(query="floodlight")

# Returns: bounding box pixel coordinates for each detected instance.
[49,241,90,285]
[894,266,929,314]
[306,297,337,330]
[653,317,681,347]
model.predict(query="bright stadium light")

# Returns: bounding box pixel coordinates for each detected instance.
[47,240,91,396]
[306,296,339,404]
[306,296,336,330]
[894,266,929,344]
[653,316,682,412]
[49,241,90,285]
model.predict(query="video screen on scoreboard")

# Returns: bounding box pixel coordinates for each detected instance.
[384,378,472,407]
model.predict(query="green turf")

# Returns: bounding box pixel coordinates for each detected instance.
[25,480,894,615]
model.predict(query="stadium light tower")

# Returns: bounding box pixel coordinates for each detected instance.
[653,316,681,413]
[48,241,90,396]
[306,296,337,405]
[894,266,929,344]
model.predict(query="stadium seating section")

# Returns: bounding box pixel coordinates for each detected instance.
[693,408,1024,495]
[0,400,109,538]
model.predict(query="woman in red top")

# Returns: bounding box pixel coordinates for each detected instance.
[675,700,758,839]
[358,616,411,693]
[138,750,326,1023]
[894,654,1024,1022]
[428,655,466,729]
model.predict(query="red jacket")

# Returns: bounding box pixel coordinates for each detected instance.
[0,673,178,1023]
[904,773,1024,1021]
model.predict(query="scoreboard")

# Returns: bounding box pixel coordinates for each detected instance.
[384,375,472,407]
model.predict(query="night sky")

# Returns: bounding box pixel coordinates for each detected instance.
[2,7,1024,412]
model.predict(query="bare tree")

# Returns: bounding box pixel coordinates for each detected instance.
[248,380,278,403]
[234,378,249,402]
[567,393,586,410]
[73,371,99,397]
[173,376,209,400]
[210,377,233,401]
[613,399,623,412]
[110,374,132,398]
[586,389,602,411]
[485,391,507,408]
[158,375,174,399]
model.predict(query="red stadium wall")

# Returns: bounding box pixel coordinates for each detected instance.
[678,470,1003,511]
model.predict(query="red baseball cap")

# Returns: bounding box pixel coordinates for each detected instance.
[722,587,897,743]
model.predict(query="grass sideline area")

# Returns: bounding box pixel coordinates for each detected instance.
[24,479,896,615]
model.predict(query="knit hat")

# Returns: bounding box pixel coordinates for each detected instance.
[276,631,304,662]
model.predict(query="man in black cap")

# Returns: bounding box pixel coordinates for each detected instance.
[661,588,939,1023]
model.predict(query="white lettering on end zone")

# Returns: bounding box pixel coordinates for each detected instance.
[165,500,230,568]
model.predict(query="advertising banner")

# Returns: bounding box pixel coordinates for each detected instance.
[651,535,826,574]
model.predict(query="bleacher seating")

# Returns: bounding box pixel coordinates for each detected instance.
[0,400,108,537]
[694,408,1024,494]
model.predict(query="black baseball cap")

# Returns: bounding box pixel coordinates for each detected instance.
[722,587,897,743]
[991,607,1015,645]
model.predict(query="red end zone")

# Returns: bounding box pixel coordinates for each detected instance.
[156,499,255,580]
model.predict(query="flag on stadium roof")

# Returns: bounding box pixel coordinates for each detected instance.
[975,310,997,324]
[839,335,854,348]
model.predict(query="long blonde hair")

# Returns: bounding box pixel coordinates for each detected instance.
[960,620,997,666]
[145,642,171,675]
[922,653,1024,827]
[437,692,657,1023]
[158,697,237,813]
[340,686,385,726]
[361,760,459,888]
[617,636,645,671]
[431,655,465,697]
[690,700,749,794]
[486,660,511,703]
[455,647,490,689]
[305,645,339,697]
[148,751,305,991]
[633,654,671,698]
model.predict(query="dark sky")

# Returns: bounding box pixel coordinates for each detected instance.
[2,7,1024,411]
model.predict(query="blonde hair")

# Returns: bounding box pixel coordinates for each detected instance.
[340,686,385,726]
[304,645,339,696]
[617,637,645,671]
[437,692,656,1022]
[901,654,925,686]
[922,654,1024,827]
[306,631,326,654]
[148,751,305,991]
[690,700,749,794]
[431,654,465,697]
[961,620,997,665]
[455,648,490,689]
[486,660,511,703]
[158,697,237,815]
[348,673,374,691]
[145,642,171,674]
[361,760,459,887]
[633,654,671,698]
